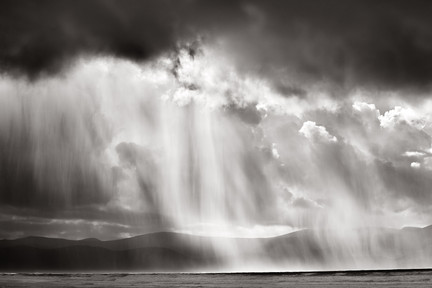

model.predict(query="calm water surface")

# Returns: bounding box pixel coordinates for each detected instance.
[0,270,431,287]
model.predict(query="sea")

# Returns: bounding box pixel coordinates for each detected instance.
[0,269,431,287]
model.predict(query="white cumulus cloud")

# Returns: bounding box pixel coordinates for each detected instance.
[411,162,421,168]
[403,151,426,158]
[352,101,379,115]
[379,106,426,129]
[299,121,337,143]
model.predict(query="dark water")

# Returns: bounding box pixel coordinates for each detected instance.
[0,270,431,287]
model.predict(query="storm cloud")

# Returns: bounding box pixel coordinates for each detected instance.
[0,0,432,93]
[1,0,432,242]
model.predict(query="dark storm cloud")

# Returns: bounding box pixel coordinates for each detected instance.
[0,0,176,77]
[227,0,432,93]
[0,0,246,78]
[1,0,432,91]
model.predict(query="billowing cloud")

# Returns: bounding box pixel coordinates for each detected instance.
[379,106,427,129]
[403,151,426,158]
[411,162,421,168]
[352,102,378,114]
[299,121,337,143]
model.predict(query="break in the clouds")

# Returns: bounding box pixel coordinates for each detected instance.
[1,0,432,246]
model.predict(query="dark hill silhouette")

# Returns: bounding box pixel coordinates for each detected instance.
[1,227,432,271]
[0,232,220,271]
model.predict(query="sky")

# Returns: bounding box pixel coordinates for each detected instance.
[1,0,432,240]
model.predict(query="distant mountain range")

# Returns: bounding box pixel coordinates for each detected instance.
[1,226,431,271]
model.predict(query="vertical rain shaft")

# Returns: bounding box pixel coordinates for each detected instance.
[156,103,271,265]
[0,52,276,267]
[158,103,272,229]
[1,46,430,270]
